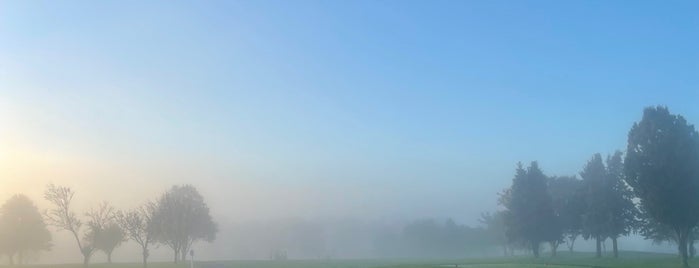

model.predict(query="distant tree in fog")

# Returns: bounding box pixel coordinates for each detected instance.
[86,202,125,263]
[152,185,217,263]
[44,184,94,267]
[479,211,509,256]
[625,106,699,268]
[580,153,610,258]
[0,194,52,265]
[118,202,157,268]
[502,162,559,258]
[604,151,637,258]
[548,175,584,253]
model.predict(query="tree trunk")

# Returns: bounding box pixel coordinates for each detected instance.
[8,253,14,266]
[677,232,689,268]
[532,241,540,258]
[503,244,508,257]
[143,248,149,268]
[173,249,179,264]
[82,254,91,268]
[567,235,577,253]
[691,238,696,259]
[107,251,112,263]
[550,241,558,257]
[612,237,618,258]
[595,236,602,258]
[678,228,690,268]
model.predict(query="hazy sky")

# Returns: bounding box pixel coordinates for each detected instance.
[1,0,698,247]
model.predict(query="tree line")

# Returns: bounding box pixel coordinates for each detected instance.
[0,184,217,268]
[488,106,699,268]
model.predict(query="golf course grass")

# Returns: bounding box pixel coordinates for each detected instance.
[13,251,693,268]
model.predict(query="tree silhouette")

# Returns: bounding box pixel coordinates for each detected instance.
[625,106,699,268]
[85,202,124,263]
[0,195,52,265]
[152,185,217,263]
[44,184,94,267]
[548,175,584,253]
[503,162,558,257]
[118,202,157,268]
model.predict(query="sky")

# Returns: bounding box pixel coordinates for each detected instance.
[0,0,698,263]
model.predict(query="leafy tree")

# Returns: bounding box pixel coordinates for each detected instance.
[44,184,94,267]
[548,176,584,253]
[85,202,124,263]
[118,202,157,268]
[153,185,218,263]
[625,106,699,268]
[580,153,609,258]
[0,195,52,265]
[503,162,558,257]
[605,151,637,258]
[479,211,509,256]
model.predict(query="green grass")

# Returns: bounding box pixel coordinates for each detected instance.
[13,252,697,268]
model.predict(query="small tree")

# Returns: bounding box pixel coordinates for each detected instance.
[0,195,52,265]
[548,176,584,253]
[86,202,124,263]
[605,151,637,258]
[44,184,94,267]
[153,185,217,263]
[625,106,699,268]
[479,211,509,256]
[118,202,157,268]
[580,154,609,258]
[503,162,558,257]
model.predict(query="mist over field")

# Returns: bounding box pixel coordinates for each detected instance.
[1,1,698,267]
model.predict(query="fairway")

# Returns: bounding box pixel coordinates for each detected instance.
[15,252,698,268]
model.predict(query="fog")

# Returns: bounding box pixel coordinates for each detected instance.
[1,0,698,265]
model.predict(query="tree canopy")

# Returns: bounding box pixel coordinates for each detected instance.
[0,195,52,265]
[625,106,699,268]
[152,185,218,263]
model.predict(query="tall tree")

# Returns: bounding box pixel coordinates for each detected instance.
[118,202,157,268]
[0,195,52,265]
[625,106,699,268]
[580,154,609,258]
[548,176,584,253]
[605,151,637,258]
[503,162,558,257]
[86,202,124,263]
[153,185,217,263]
[44,184,94,267]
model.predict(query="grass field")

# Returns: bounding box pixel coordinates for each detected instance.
[17,252,695,268]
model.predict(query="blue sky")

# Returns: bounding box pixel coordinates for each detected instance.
[1,0,698,225]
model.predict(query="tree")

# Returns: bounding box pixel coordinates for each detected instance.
[503,162,558,257]
[152,185,217,263]
[118,202,157,268]
[0,195,52,265]
[44,184,94,267]
[548,176,584,253]
[625,106,699,268]
[86,202,124,263]
[605,151,637,258]
[580,153,609,258]
[479,211,509,256]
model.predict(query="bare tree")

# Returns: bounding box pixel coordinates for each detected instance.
[118,202,157,268]
[44,184,94,267]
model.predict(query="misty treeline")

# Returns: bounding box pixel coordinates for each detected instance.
[488,106,699,268]
[0,184,217,268]
[211,217,504,260]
